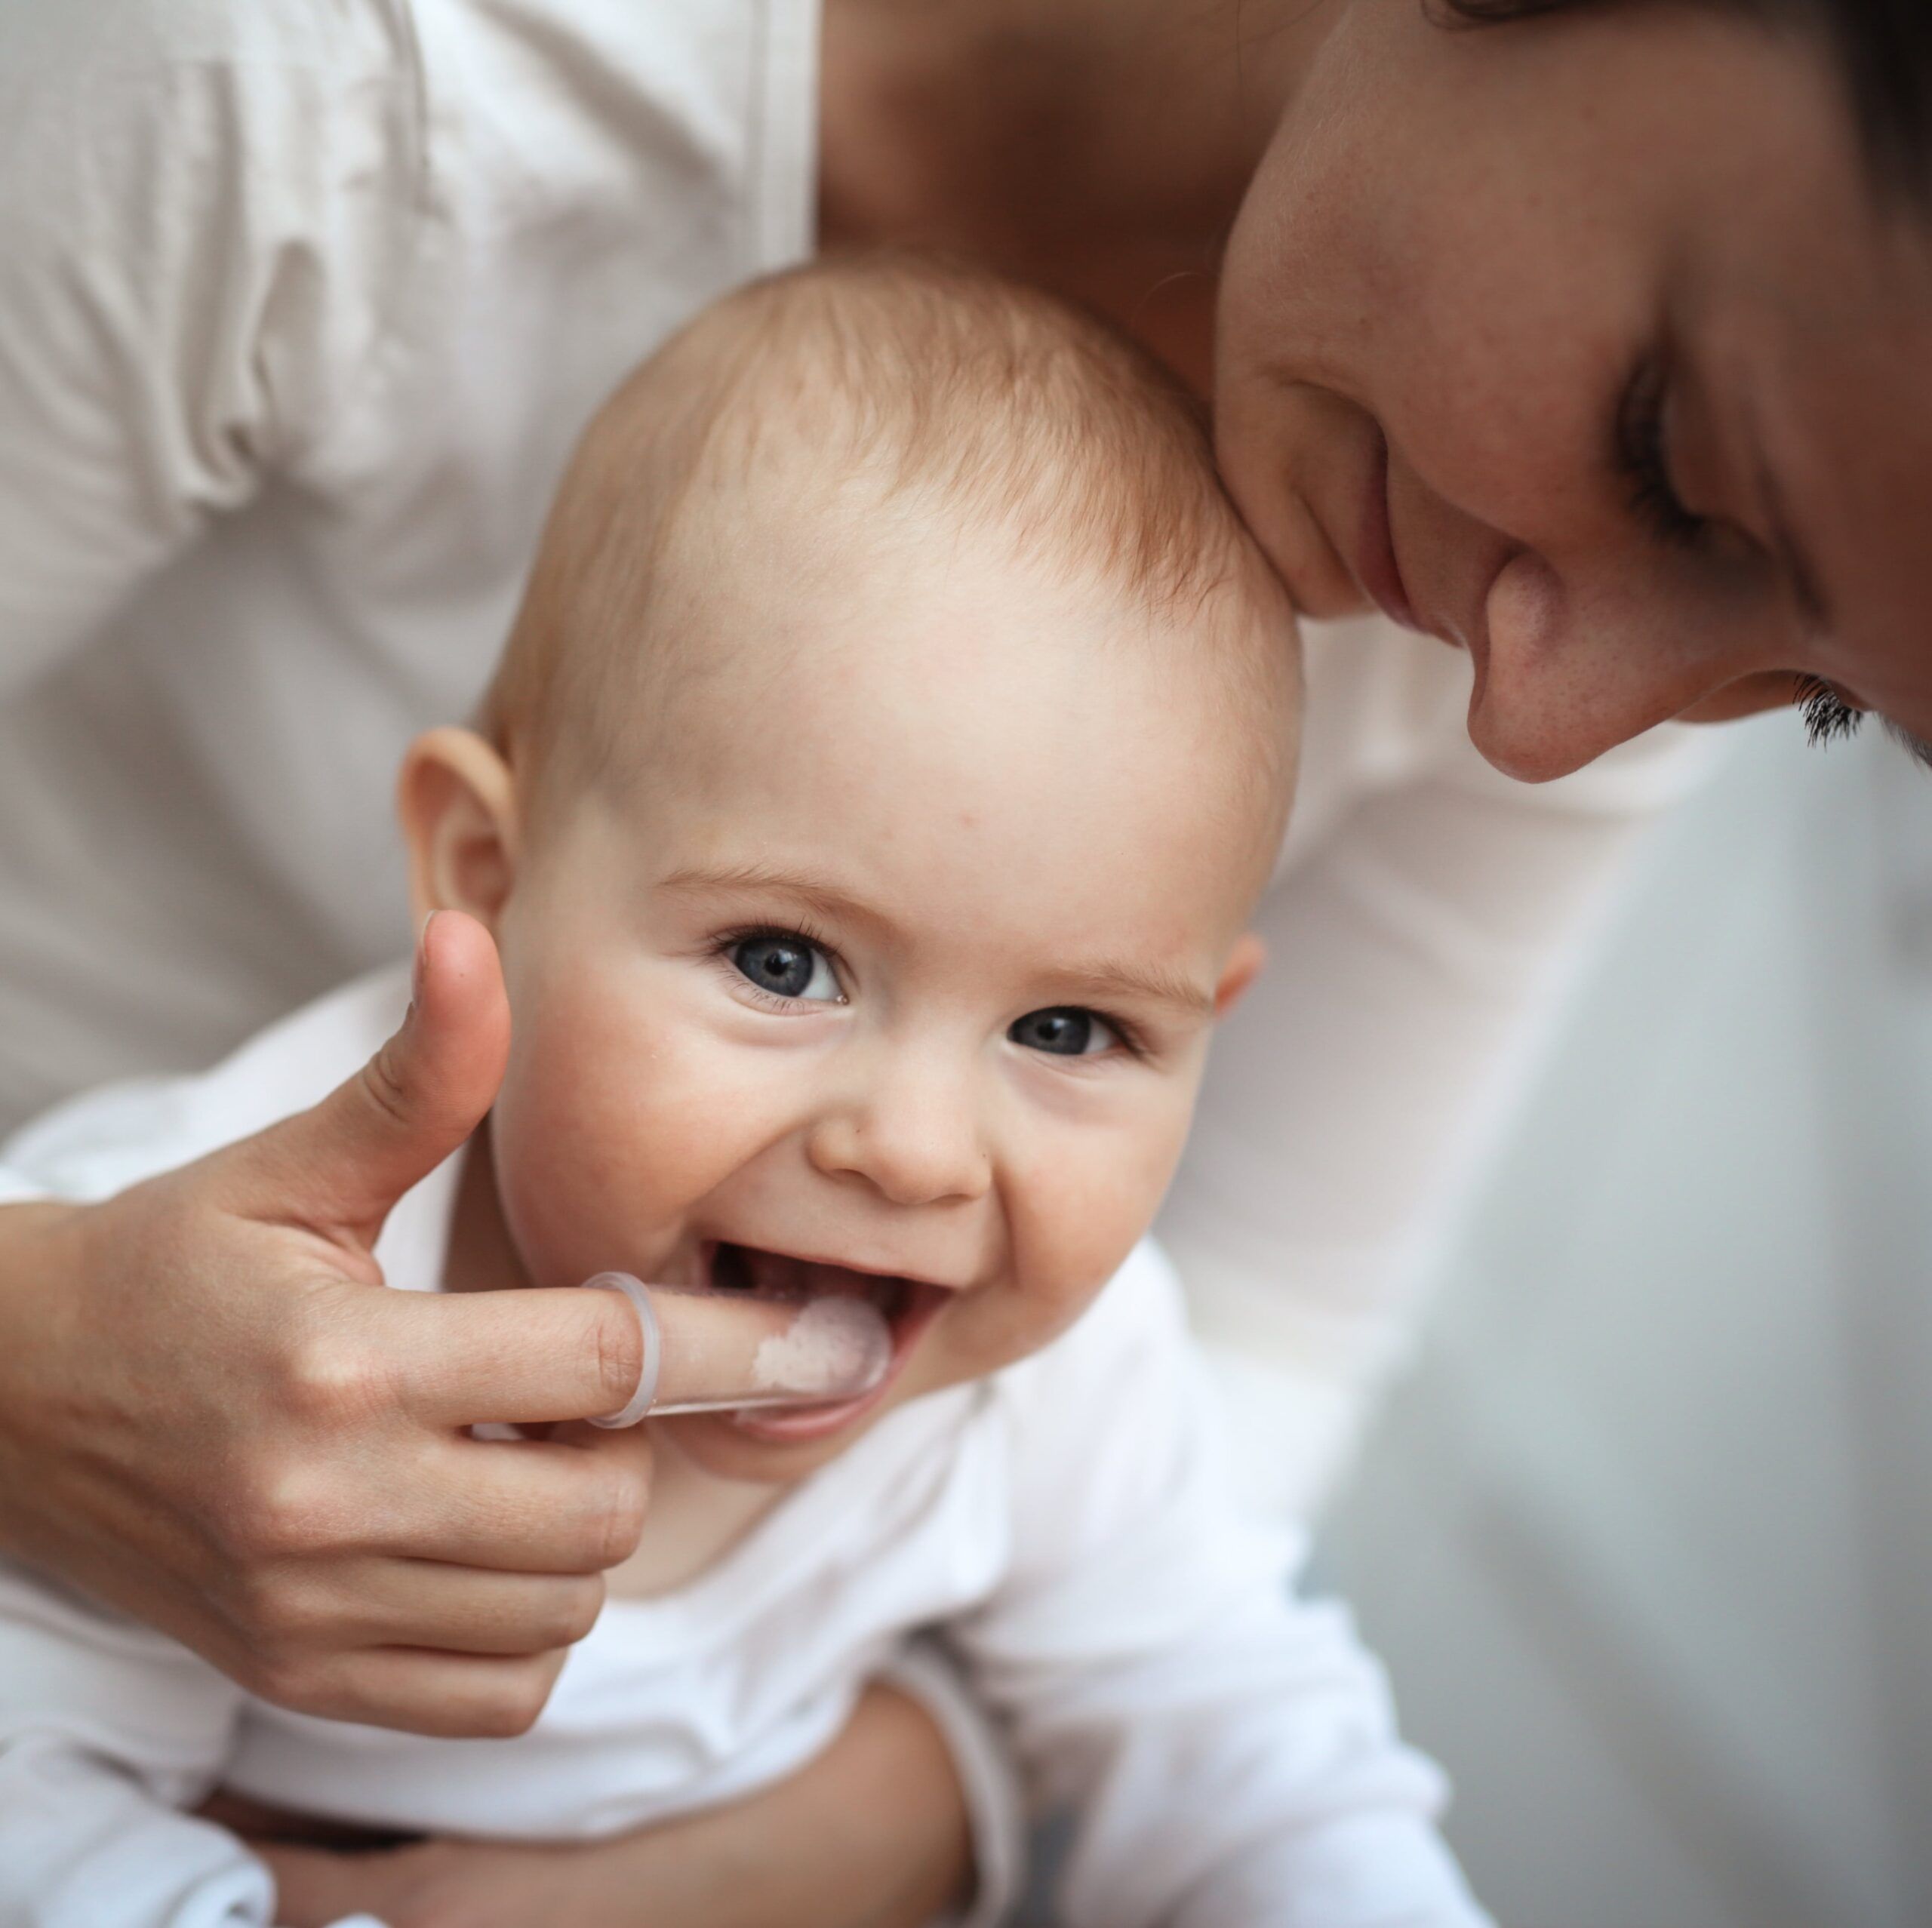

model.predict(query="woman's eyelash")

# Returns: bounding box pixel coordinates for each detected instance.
[1617,355,1707,549]
[1790,674,1866,748]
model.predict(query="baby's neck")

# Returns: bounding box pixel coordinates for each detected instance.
[441,1121,529,1298]
[442,1129,784,1600]
[605,1432,786,1601]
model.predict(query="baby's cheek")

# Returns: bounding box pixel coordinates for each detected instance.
[491,1063,671,1286]
[1066,1104,1188,1254]
[998,1130,1184,1348]
[488,988,761,1286]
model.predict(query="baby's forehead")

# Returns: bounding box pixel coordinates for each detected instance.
[655,463,1278,700]
[607,500,1295,923]
[495,259,1299,872]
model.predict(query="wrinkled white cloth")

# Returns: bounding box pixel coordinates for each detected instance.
[0,0,1704,1528]
[0,970,1491,1928]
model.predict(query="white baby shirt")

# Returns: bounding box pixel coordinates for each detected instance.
[0,970,1491,1928]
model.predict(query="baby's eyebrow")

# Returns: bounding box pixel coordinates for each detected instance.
[1049,961,1216,1017]
[659,861,1217,1014]
[657,860,881,928]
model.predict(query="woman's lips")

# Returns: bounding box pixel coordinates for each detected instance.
[1354,431,1420,632]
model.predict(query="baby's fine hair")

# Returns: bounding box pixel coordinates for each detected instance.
[483,254,1288,798]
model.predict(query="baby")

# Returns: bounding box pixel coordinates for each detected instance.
[0,260,1486,1927]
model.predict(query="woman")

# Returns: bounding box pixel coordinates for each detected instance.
[0,0,1921,1918]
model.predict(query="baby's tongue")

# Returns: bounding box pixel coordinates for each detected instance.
[734,1247,875,1303]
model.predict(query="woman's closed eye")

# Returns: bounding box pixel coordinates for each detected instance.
[1008,1006,1124,1058]
[1615,350,1764,573]
[1617,352,1709,551]
[726,930,845,1004]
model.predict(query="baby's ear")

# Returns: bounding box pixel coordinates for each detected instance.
[396,728,521,932]
[1213,934,1266,1019]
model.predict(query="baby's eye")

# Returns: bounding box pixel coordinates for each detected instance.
[729,932,844,1003]
[1008,1007,1119,1058]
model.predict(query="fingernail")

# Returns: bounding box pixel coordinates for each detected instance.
[412,910,441,1004]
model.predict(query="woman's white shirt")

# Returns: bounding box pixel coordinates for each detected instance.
[0,0,819,1109]
[0,0,1707,1520]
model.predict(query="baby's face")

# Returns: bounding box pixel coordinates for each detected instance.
[474,505,1287,1482]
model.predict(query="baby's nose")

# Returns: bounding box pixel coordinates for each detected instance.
[804,1056,992,1207]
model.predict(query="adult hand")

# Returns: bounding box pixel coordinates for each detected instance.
[0,912,655,1736]
[245,1683,974,1928]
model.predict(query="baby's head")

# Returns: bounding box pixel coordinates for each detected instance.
[401,257,1298,1479]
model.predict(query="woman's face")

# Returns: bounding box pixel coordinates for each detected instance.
[1217,0,1932,779]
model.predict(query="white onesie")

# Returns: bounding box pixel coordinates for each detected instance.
[0,969,1489,1928]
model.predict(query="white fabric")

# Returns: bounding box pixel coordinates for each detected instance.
[0,971,1490,1928]
[1165,626,1710,1514]
[0,0,820,1121]
[0,0,1706,1524]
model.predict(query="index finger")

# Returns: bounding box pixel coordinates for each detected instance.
[371,1287,645,1427]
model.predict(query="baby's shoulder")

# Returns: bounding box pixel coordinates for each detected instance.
[977,1241,1260,1576]
[990,1240,1195,1436]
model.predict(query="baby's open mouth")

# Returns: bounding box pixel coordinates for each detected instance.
[706,1241,912,1320]
[698,1241,946,1440]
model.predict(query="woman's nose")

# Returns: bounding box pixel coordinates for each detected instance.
[1469,549,1783,780]
[804,1053,993,1208]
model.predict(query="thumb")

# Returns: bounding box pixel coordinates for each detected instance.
[229,910,511,1248]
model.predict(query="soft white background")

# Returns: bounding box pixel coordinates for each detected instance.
[1324,714,1932,1928]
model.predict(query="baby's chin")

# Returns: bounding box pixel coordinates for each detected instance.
[652,1396,903,1485]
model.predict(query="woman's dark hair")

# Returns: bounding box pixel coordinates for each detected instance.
[1441,0,1932,202]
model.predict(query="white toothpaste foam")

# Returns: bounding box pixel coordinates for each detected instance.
[751,1296,893,1400]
